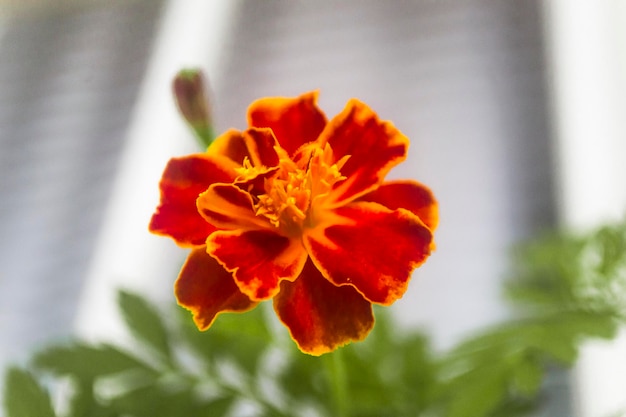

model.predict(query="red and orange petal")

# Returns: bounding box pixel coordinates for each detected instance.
[247,91,327,157]
[207,229,308,301]
[359,180,439,231]
[197,183,271,231]
[175,247,257,330]
[241,128,280,168]
[149,154,238,246]
[319,99,409,206]
[208,128,281,171]
[304,201,433,305]
[273,259,374,356]
[206,129,250,165]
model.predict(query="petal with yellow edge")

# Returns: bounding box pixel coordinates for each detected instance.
[207,129,250,165]
[359,180,439,231]
[274,259,374,356]
[304,201,433,305]
[175,247,257,330]
[242,128,280,168]
[149,154,236,246]
[320,99,409,205]
[247,91,327,156]
[197,183,271,231]
[207,229,308,301]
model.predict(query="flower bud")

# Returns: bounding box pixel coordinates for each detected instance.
[172,69,214,147]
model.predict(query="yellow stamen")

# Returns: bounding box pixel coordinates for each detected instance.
[237,143,348,235]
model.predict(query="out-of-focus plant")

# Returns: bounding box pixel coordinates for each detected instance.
[434,218,626,417]
[4,218,626,417]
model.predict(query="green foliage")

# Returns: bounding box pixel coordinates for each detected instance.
[33,344,156,380]
[432,310,615,417]
[507,220,626,317]
[3,218,626,417]
[3,367,56,417]
[433,219,626,417]
[118,290,172,365]
[177,303,272,375]
[277,311,437,416]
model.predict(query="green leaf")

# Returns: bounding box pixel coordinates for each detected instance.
[278,310,437,417]
[445,365,508,417]
[118,290,172,363]
[592,223,626,277]
[507,236,583,309]
[33,343,155,379]
[106,380,232,417]
[4,367,56,417]
[278,348,330,410]
[178,304,271,375]
[107,383,189,417]
[344,331,435,416]
[524,311,618,364]
[511,359,543,397]
[202,396,236,417]
[65,379,116,417]
[66,379,95,417]
[398,334,437,409]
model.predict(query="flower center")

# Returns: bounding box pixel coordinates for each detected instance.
[241,143,348,235]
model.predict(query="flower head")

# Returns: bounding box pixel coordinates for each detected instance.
[150,91,438,355]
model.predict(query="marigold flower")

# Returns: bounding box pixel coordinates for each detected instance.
[150,91,438,355]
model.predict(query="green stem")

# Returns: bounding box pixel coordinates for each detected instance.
[325,349,349,417]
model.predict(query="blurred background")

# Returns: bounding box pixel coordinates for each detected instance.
[0,1,624,416]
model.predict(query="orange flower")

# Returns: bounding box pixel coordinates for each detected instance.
[150,91,438,355]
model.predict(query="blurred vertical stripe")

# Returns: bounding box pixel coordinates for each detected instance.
[0,0,163,369]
